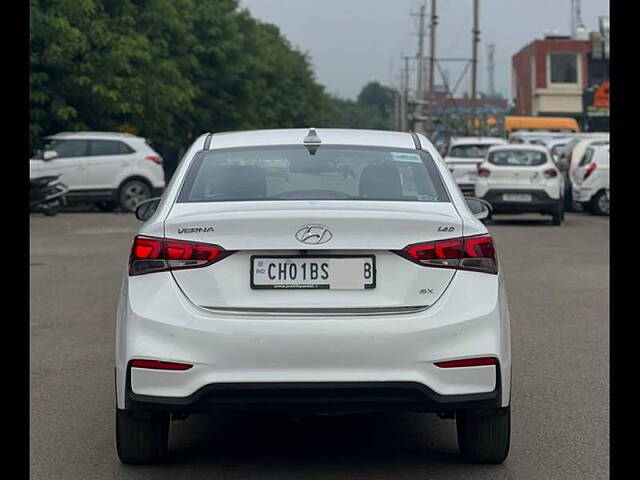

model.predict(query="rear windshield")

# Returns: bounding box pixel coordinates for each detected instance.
[177,145,449,203]
[488,150,547,166]
[448,144,495,158]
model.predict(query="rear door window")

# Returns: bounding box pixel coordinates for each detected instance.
[89,140,129,156]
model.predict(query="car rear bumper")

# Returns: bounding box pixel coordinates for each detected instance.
[572,186,594,203]
[457,183,476,196]
[116,270,511,412]
[124,379,501,414]
[480,189,560,213]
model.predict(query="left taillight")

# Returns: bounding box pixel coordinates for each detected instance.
[583,162,597,180]
[129,236,233,276]
[398,234,498,274]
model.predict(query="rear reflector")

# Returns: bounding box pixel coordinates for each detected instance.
[145,155,163,165]
[435,357,496,368]
[129,236,233,275]
[399,234,498,274]
[130,359,193,370]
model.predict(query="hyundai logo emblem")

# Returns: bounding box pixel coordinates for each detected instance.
[295,225,333,245]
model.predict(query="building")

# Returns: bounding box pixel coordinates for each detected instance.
[511,17,609,132]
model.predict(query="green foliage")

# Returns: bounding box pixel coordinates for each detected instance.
[29,1,391,153]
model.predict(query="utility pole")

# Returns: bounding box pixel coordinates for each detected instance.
[426,0,437,138]
[470,0,479,136]
[487,43,495,95]
[400,55,410,131]
[413,2,427,133]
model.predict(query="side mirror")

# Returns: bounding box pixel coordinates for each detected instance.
[43,151,58,161]
[465,196,493,221]
[135,197,161,221]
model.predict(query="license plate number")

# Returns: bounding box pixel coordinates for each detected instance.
[502,193,532,202]
[251,256,376,290]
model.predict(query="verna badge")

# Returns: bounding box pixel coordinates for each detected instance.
[295,225,333,245]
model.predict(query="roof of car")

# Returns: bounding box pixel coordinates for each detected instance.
[487,144,550,153]
[45,131,141,140]
[575,137,610,148]
[207,128,419,150]
[449,136,508,146]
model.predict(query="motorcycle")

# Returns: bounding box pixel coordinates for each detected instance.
[30,175,69,216]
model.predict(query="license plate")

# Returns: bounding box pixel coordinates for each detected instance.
[502,193,532,202]
[251,256,376,290]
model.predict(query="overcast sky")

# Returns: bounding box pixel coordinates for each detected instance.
[239,0,609,102]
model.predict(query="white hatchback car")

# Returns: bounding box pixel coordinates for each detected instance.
[30,132,166,211]
[444,137,508,196]
[572,144,609,215]
[115,128,511,465]
[475,145,564,225]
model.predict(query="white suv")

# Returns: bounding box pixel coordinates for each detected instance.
[30,132,166,211]
[115,128,511,465]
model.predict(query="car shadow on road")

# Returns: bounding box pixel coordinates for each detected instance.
[149,411,502,477]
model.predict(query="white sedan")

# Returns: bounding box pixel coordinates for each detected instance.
[475,144,565,225]
[115,128,511,465]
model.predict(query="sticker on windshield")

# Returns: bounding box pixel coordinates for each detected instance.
[391,152,422,163]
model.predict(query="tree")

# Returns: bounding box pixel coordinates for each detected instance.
[357,81,394,119]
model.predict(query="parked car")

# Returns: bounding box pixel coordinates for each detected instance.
[572,144,609,216]
[443,136,508,196]
[29,132,165,212]
[565,135,609,210]
[115,128,511,465]
[475,144,564,225]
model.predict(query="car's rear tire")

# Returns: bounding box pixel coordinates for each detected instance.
[95,201,118,212]
[456,406,510,464]
[116,410,169,465]
[42,204,59,216]
[590,190,609,216]
[118,180,151,212]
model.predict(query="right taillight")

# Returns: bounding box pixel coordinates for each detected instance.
[129,236,233,276]
[477,167,491,177]
[543,168,558,178]
[398,234,498,274]
[583,162,597,180]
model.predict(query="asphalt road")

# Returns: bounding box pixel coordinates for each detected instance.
[30,210,609,479]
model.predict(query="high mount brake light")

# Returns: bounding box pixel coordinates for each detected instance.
[129,236,233,275]
[584,162,597,180]
[398,234,498,274]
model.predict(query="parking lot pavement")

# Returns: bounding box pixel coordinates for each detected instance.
[29,212,609,479]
